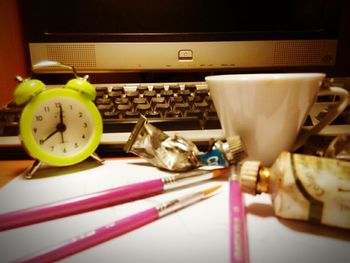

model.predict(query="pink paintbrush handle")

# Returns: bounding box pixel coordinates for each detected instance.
[0,178,163,231]
[18,207,159,263]
[230,180,249,263]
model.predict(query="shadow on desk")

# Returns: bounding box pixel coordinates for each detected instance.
[0,157,138,187]
[25,161,103,180]
[246,202,350,242]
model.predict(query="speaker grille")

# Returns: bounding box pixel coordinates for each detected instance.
[46,44,97,68]
[273,40,333,66]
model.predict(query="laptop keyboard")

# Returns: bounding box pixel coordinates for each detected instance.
[96,82,221,131]
[1,81,349,159]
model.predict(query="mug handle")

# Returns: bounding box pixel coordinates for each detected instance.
[292,86,349,151]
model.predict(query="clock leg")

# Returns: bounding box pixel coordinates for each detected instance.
[90,152,105,165]
[25,160,42,179]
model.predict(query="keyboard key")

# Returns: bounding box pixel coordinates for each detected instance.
[117,104,132,112]
[143,90,157,101]
[125,90,139,99]
[155,103,170,116]
[136,85,149,94]
[111,85,124,91]
[145,111,161,118]
[151,97,165,106]
[169,96,183,104]
[136,104,151,115]
[186,109,203,118]
[95,86,108,95]
[133,97,147,105]
[153,84,165,93]
[168,84,180,93]
[103,111,120,119]
[97,103,113,113]
[184,83,197,92]
[160,90,173,101]
[108,90,123,98]
[114,97,129,105]
[194,101,209,111]
[125,111,140,118]
[195,88,209,99]
[165,110,181,118]
[177,89,190,100]
[174,102,190,113]
[95,97,112,104]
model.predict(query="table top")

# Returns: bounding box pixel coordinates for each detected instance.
[0,160,34,188]
[0,158,349,263]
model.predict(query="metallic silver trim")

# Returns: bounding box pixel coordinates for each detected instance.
[29,40,337,73]
[161,170,213,191]
[156,191,203,217]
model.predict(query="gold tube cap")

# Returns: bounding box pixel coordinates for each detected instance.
[239,160,260,195]
[219,136,247,165]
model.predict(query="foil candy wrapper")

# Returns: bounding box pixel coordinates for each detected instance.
[124,115,246,171]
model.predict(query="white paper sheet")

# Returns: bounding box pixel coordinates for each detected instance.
[0,158,349,263]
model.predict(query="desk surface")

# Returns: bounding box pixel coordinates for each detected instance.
[0,158,349,263]
[0,160,34,188]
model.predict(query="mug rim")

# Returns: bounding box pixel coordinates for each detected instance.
[205,73,326,81]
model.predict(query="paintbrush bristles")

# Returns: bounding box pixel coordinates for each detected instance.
[212,167,230,178]
[202,185,222,196]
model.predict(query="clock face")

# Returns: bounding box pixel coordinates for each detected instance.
[20,88,102,166]
[31,97,94,156]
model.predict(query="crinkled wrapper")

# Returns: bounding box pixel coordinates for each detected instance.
[124,116,200,171]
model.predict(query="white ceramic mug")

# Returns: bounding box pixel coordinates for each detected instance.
[206,73,349,166]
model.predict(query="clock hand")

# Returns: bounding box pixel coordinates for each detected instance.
[56,122,67,144]
[40,123,67,144]
[60,130,65,144]
[59,104,64,125]
[40,129,59,144]
[40,106,67,144]
[58,104,66,143]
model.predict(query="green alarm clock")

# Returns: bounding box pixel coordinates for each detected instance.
[14,61,104,178]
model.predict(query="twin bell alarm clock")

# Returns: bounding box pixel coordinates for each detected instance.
[14,61,104,178]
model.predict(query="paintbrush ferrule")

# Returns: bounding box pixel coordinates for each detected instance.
[156,192,204,217]
[157,185,221,217]
[161,170,214,190]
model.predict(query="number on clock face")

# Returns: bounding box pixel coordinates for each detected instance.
[31,97,94,156]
